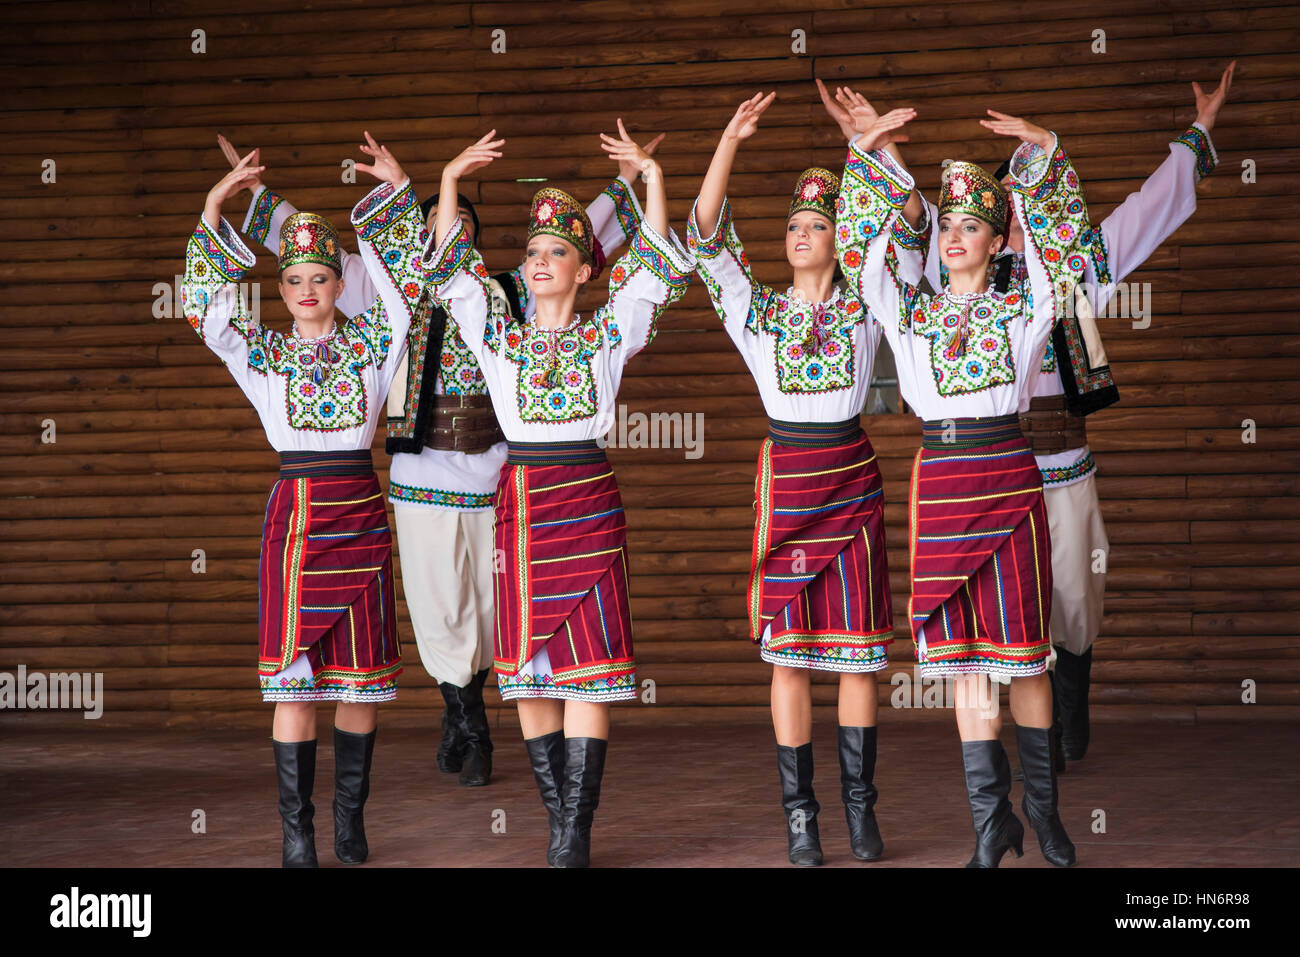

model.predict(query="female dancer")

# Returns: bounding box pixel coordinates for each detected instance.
[422,124,693,867]
[687,92,900,866]
[834,108,1085,867]
[181,137,427,866]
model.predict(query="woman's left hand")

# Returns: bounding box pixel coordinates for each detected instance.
[354,130,407,187]
[601,118,661,184]
[619,131,665,182]
[980,110,1052,152]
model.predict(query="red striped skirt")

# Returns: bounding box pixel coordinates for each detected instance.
[749,420,894,673]
[257,454,401,702]
[492,447,635,701]
[907,419,1053,679]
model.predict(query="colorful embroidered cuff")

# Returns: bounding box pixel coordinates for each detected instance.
[1174,123,1218,182]
[603,176,643,241]
[627,220,695,292]
[890,198,930,251]
[193,215,257,281]
[422,216,477,287]
[351,177,417,242]
[844,139,914,210]
[242,186,285,247]
[685,195,734,260]
[1010,133,1069,201]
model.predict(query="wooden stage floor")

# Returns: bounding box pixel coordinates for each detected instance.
[3,721,1297,868]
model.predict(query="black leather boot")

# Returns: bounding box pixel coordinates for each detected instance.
[273,739,318,868]
[1011,671,1065,780]
[1016,725,1076,867]
[551,737,608,868]
[961,739,1024,868]
[1050,669,1067,772]
[524,730,567,866]
[332,727,376,864]
[436,682,468,774]
[458,669,494,787]
[1055,647,1092,760]
[777,742,822,866]
[838,726,883,861]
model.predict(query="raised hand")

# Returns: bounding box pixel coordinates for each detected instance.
[855,107,916,153]
[979,110,1052,151]
[835,84,884,137]
[619,132,665,182]
[1193,60,1235,132]
[204,150,265,227]
[443,129,505,184]
[722,91,776,143]
[600,118,668,236]
[354,130,408,187]
[600,118,660,183]
[217,134,263,193]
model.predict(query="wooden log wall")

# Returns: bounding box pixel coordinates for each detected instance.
[2,0,1298,729]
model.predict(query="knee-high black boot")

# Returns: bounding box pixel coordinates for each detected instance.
[436,682,468,774]
[551,737,608,869]
[458,669,494,787]
[1016,725,1076,867]
[332,727,376,864]
[838,726,883,861]
[524,730,566,866]
[777,742,823,866]
[273,739,318,868]
[1055,647,1092,760]
[961,739,1024,868]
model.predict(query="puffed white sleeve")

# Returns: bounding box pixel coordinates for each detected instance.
[601,219,695,367]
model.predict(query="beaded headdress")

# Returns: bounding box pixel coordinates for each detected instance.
[939,161,1008,234]
[528,187,596,265]
[278,212,342,274]
[789,167,840,222]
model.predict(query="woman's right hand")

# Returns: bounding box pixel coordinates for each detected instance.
[443,130,505,184]
[204,150,265,227]
[854,108,916,153]
[217,134,264,193]
[723,91,776,143]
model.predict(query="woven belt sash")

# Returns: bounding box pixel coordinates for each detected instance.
[426,394,505,454]
[767,416,863,448]
[505,439,607,466]
[920,414,1022,451]
[1018,395,1088,453]
[278,449,375,478]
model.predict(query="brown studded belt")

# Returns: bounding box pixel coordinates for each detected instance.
[426,394,505,454]
[1018,395,1087,454]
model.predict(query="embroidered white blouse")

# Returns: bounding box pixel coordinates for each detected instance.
[420,216,693,443]
[686,196,883,423]
[835,134,1092,424]
[179,178,423,453]
[901,123,1218,484]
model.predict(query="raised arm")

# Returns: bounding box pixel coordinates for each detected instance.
[994,121,1093,370]
[833,110,922,345]
[1095,63,1230,289]
[599,129,693,363]
[184,152,272,395]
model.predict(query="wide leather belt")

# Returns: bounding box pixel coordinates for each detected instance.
[1019,395,1087,454]
[427,394,505,454]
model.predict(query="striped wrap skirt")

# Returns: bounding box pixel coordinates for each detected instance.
[908,415,1053,680]
[492,440,636,703]
[749,418,894,673]
[257,450,402,702]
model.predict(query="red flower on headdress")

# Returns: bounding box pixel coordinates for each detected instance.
[536,201,555,223]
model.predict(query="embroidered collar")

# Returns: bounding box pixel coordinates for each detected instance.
[527,312,583,335]
[784,284,842,309]
[291,320,339,343]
